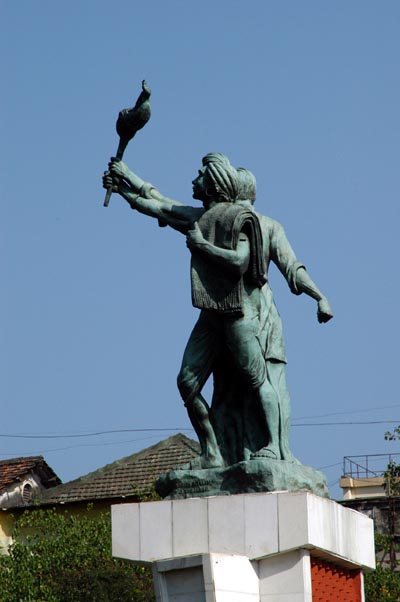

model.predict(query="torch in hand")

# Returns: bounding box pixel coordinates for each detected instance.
[103,80,151,207]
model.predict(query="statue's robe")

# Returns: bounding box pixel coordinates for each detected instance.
[191,204,305,464]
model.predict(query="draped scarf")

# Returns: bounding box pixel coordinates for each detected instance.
[191,203,266,315]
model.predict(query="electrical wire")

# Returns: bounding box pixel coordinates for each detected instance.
[316,462,342,470]
[292,402,400,421]
[292,421,400,427]
[0,428,193,439]
[0,420,399,441]
[0,435,166,457]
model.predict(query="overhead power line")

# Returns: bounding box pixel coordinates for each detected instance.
[0,435,166,457]
[0,428,192,439]
[292,421,400,427]
[0,421,399,441]
[293,402,400,421]
[316,462,342,470]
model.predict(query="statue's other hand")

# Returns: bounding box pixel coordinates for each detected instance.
[109,157,130,180]
[186,222,205,251]
[102,171,119,193]
[317,298,333,323]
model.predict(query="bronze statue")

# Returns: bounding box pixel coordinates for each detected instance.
[103,153,332,492]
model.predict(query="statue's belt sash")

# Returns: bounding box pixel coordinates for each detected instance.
[191,203,266,315]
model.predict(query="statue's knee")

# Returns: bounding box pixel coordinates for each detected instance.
[177,371,184,396]
[177,369,194,403]
[177,364,206,411]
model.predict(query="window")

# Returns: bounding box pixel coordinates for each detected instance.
[22,483,33,504]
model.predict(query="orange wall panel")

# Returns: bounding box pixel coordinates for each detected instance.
[311,557,362,601]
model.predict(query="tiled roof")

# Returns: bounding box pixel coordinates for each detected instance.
[0,456,61,490]
[40,433,200,505]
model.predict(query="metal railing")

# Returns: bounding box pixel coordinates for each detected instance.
[342,454,400,479]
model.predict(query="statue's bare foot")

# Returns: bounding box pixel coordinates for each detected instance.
[175,453,224,471]
[251,445,280,460]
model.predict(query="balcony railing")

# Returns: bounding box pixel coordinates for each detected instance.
[342,454,400,479]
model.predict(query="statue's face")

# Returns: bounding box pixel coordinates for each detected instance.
[192,167,207,203]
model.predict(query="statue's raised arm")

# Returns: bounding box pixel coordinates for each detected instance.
[103,158,203,234]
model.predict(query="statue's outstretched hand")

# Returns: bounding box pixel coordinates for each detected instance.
[317,298,333,323]
[186,222,205,251]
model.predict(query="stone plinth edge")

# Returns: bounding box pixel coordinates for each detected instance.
[112,490,375,570]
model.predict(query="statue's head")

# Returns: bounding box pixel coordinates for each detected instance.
[192,153,239,208]
[237,167,256,205]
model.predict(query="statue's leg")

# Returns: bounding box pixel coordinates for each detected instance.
[251,378,281,460]
[184,394,225,468]
[224,310,282,460]
[177,312,224,468]
[266,361,298,462]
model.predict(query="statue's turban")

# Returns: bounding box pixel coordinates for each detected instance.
[202,153,239,203]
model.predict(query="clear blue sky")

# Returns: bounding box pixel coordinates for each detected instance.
[2,1,400,498]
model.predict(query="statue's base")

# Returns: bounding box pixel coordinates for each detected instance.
[155,458,329,499]
[112,491,375,601]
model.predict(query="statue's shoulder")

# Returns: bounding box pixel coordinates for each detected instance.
[255,212,282,233]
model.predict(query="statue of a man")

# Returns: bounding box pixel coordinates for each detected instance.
[103,154,333,470]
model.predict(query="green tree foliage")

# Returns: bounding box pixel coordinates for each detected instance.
[0,506,155,602]
[364,427,400,601]
[383,461,400,498]
[364,565,400,601]
[384,427,400,498]
[385,427,400,442]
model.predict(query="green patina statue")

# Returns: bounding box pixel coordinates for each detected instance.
[103,153,333,498]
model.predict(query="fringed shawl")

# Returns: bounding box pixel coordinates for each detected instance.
[191,203,266,315]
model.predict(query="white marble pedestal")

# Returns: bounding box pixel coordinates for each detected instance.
[112,491,375,601]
